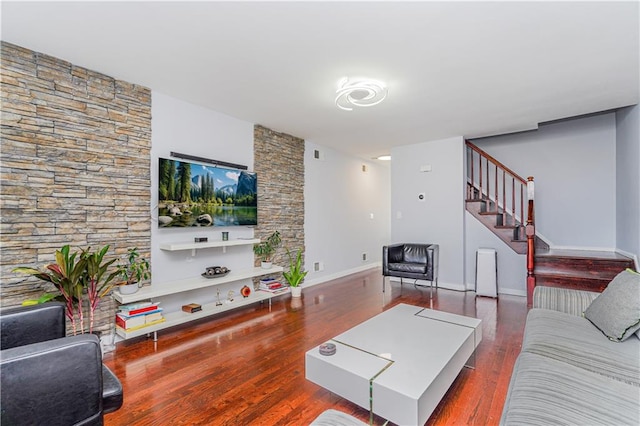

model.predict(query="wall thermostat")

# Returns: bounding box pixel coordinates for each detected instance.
[418,193,425,201]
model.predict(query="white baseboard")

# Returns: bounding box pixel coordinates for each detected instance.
[388,277,467,292]
[549,244,618,252]
[497,288,527,297]
[464,281,526,297]
[303,262,381,288]
[615,248,639,270]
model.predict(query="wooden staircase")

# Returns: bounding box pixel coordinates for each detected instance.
[534,249,635,292]
[465,185,548,254]
[465,140,636,302]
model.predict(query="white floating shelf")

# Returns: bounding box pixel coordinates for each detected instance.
[112,266,283,304]
[115,288,289,339]
[159,238,259,252]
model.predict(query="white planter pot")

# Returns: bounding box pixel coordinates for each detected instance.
[118,283,139,295]
[290,286,302,298]
[261,261,272,269]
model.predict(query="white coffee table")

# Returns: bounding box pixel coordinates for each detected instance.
[305,304,482,426]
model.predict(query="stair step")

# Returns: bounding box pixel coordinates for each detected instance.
[534,249,635,293]
[496,225,517,230]
[534,274,612,293]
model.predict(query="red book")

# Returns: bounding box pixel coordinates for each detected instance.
[119,304,159,316]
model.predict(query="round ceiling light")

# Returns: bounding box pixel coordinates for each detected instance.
[335,77,388,111]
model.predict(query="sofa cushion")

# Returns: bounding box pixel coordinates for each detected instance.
[500,352,640,426]
[523,309,640,386]
[532,286,599,316]
[388,262,427,274]
[584,269,640,342]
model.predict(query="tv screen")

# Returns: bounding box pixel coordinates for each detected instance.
[158,157,257,228]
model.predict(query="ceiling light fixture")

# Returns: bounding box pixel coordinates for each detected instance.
[376,155,391,161]
[335,77,388,111]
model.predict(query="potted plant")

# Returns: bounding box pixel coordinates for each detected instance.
[13,244,120,335]
[282,248,308,298]
[253,230,281,269]
[115,247,151,294]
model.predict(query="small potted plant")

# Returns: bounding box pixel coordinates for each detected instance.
[253,231,282,269]
[283,248,308,298]
[116,247,151,294]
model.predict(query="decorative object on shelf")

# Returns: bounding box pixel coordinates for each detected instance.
[222,232,229,241]
[115,247,151,295]
[253,230,282,269]
[240,285,251,298]
[226,290,235,303]
[202,266,230,279]
[283,248,308,298]
[319,342,337,356]
[182,303,202,313]
[13,244,120,335]
[215,289,223,306]
[194,237,208,243]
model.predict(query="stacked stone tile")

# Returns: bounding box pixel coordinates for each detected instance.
[253,125,305,270]
[0,42,151,335]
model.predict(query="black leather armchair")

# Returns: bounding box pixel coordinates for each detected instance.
[1,302,123,425]
[382,243,439,292]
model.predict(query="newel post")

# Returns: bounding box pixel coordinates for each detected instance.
[526,176,536,307]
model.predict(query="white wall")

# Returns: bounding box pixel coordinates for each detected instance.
[616,104,640,262]
[150,92,255,310]
[304,142,390,286]
[473,113,617,249]
[391,136,466,290]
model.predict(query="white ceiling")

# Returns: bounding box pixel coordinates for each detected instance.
[2,1,638,160]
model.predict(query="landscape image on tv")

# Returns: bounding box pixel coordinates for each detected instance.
[158,157,257,228]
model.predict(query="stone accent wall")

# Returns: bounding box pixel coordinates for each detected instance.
[0,42,152,335]
[253,125,305,270]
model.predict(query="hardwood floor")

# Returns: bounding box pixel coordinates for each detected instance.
[104,269,528,425]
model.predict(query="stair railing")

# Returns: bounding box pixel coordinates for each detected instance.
[465,141,537,306]
[465,141,529,228]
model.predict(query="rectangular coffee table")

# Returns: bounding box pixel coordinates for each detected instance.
[305,304,482,425]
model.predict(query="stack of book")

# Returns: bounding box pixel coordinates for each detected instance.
[116,302,165,332]
[258,277,289,293]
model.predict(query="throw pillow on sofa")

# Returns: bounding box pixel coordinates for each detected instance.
[584,269,640,342]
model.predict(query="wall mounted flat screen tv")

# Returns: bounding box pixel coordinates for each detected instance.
[158,157,257,228]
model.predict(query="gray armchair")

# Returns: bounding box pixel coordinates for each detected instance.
[1,302,123,425]
[382,243,439,292]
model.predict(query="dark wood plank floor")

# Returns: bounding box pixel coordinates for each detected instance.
[104,269,528,425]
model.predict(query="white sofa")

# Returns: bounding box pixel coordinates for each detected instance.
[501,282,640,425]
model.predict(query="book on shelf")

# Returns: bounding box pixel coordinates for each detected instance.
[259,277,278,284]
[259,279,285,289]
[182,303,202,313]
[258,283,289,294]
[116,306,162,318]
[118,301,153,310]
[116,317,166,333]
[144,311,164,324]
[118,302,160,316]
[116,308,164,329]
[115,313,146,330]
